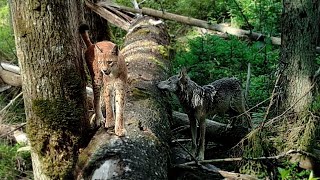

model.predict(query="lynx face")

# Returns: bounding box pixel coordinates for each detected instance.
[95,45,118,76]
[98,56,118,76]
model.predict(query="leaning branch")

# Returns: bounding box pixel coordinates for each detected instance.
[85,1,131,31]
[100,2,280,44]
[97,2,320,53]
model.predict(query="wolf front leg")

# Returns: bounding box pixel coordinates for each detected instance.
[114,81,126,137]
[197,118,206,160]
[104,83,114,129]
[188,114,198,158]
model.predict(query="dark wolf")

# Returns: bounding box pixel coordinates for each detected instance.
[157,69,251,160]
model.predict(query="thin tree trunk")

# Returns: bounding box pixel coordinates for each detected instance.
[10,0,89,179]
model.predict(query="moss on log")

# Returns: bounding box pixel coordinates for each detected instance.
[76,16,171,179]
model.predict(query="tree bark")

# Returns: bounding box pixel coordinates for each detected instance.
[75,16,171,179]
[277,0,320,176]
[278,1,319,113]
[10,0,89,179]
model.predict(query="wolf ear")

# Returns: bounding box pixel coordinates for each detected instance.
[111,45,119,55]
[179,68,188,81]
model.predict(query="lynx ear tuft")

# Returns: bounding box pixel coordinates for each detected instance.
[112,45,119,55]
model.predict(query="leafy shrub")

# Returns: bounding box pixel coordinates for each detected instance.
[277,162,312,180]
[0,142,32,180]
[173,34,278,106]
[0,0,16,62]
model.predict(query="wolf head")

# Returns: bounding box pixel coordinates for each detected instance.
[157,68,189,92]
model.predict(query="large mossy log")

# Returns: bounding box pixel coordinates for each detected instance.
[75,17,171,179]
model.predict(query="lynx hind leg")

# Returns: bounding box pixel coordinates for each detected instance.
[92,82,104,127]
[104,84,114,128]
[114,82,126,136]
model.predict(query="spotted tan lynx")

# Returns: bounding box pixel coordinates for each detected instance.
[79,24,127,136]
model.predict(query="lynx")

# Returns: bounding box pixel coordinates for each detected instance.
[79,24,128,136]
[158,69,251,160]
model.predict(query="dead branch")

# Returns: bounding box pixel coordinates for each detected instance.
[99,2,280,44]
[173,163,258,180]
[95,2,320,54]
[85,1,131,31]
[172,111,249,145]
[0,122,26,139]
[245,63,251,100]
[0,92,23,118]
[179,149,320,166]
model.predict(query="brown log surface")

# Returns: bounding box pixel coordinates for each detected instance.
[75,16,171,179]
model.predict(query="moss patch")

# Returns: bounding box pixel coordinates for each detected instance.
[27,98,84,178]
[132,87,152,100]
[32,98,82,134]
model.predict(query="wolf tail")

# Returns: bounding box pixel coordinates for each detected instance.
[79,24,93,48]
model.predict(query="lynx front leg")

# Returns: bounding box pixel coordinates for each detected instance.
[114,82,126,136]
[92,81,104,127]
[104,84,114,128]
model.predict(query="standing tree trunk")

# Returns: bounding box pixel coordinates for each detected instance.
[277,0,320,176]
[10,0,89,179]
[279,1,319,113]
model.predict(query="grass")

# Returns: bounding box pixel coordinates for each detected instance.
[0,141,32,179]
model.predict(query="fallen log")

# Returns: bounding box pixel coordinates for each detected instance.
[172,111,249,146]
[75,16,172,179]
[0,62,21,87]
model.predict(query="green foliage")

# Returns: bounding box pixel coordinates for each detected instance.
[228,0,282,35]
[173,34,278,105]
[0,142,32,179]
[277,162,312,180]
[0,0,16,61]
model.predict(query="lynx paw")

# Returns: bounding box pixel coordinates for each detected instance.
[105,121,115,128]
[90,114,104,128]
[115,128,127,137]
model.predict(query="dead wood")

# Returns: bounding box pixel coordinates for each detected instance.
[0,123,26,144]
[85,1,132,31]
[96,2,320,54]
[75,16,171,179]
[172,111,249,146]
[0,62,21,87]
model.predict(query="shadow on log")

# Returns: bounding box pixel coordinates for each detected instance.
[75,17,171,179]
